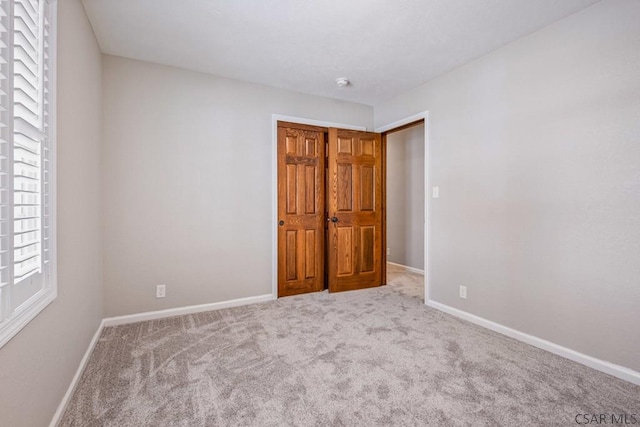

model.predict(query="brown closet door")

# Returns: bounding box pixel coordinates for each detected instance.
[277,125,325,297]
[327,128,382,292]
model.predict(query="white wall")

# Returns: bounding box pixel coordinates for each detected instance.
[375,0,640,372]
[102,56,373,316]
[386,124,425,270]
[0,0,104,425]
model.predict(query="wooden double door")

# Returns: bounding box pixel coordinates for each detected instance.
[277,122,384,297]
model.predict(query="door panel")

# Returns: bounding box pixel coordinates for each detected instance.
[336,227,353,275]
[286,231,297,281]
[328,128,382,293]
[286,164,297,213]
[337,164,353,211]
[361,165,374,211]
[278,125,325,297]
[361,226,375,272]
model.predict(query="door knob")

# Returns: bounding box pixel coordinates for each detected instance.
[331,217,338,223]
[278,220,284,226]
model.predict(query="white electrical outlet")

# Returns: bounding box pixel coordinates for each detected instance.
[387,248,391,256]
[156,284,166,299]
[459,286,467,299]
[432,187,440,198]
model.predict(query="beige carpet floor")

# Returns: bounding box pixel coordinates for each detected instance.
[60,265,639,426]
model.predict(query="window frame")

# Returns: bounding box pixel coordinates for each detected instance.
[0,0,57,349]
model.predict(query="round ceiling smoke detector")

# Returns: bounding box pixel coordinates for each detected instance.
[336,77,350,88]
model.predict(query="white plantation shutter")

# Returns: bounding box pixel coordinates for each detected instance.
[0,0,11,321]
[0,0,55,348]
[13,0,43,283]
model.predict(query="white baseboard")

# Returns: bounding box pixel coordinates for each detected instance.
[49,319,105,427]
[387,261,424,275]
[426,300,640,386]
[102,294,275,327]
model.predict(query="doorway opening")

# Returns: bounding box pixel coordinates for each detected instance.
[382,120,426,302]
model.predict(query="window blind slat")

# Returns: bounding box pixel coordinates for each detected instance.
[14,52,36,75]
[14,116,43,139]
[13,73,38,99]
[14,14,36,40]
[13,58,34,79]
[14,131,39,153]
[21,0,37,16]
[13,31,37,60]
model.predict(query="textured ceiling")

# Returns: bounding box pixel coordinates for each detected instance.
[82,0,600,106]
